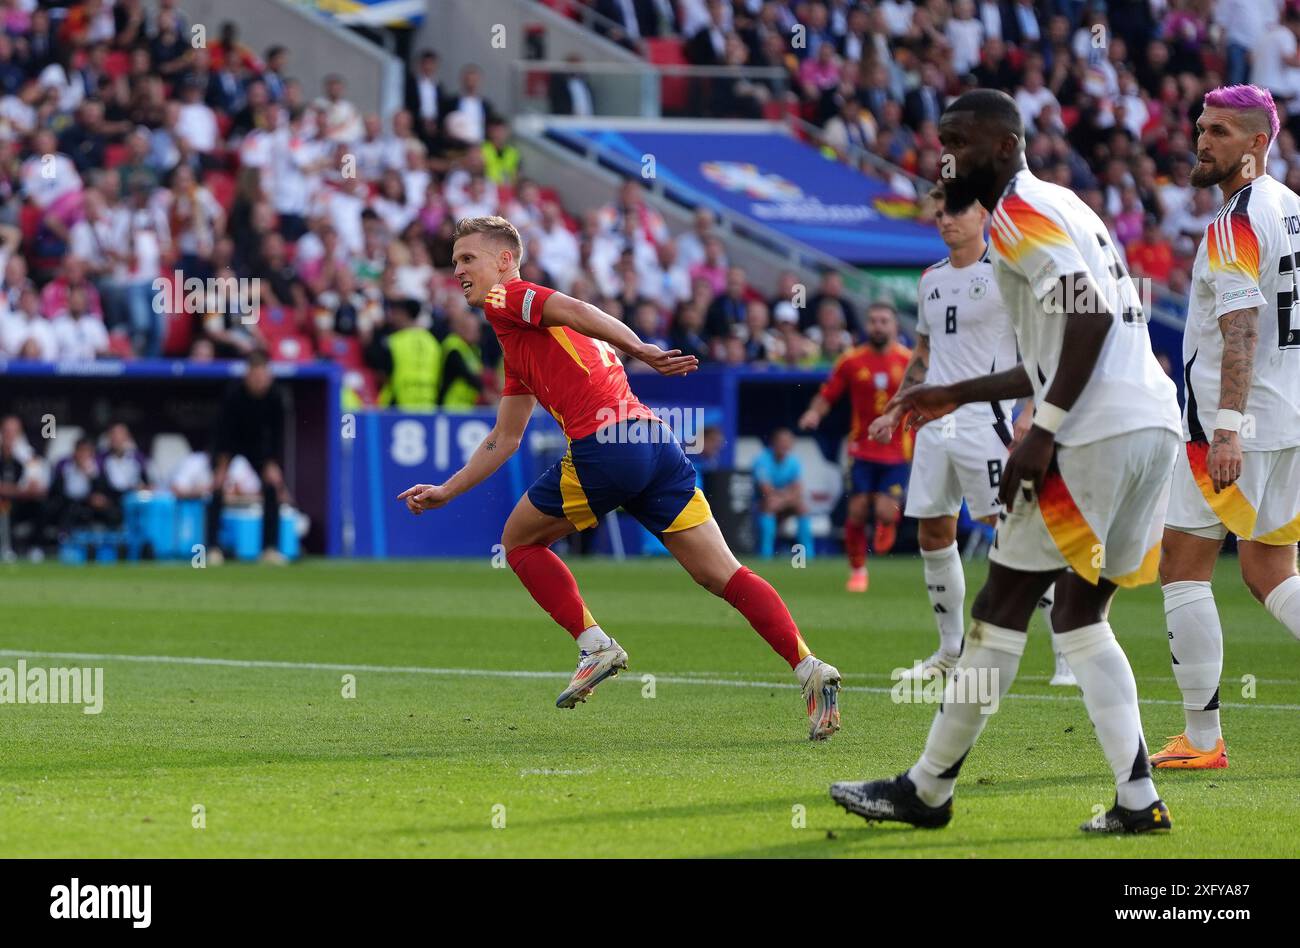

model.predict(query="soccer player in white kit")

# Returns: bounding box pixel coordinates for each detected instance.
[870,184,1075,685]
[830,90,1181,833]
[1154,85,1300,771]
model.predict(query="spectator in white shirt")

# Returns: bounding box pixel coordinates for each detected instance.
[534,202,580,293]
[317,74,363,145]
[878,0,915,37]
[21,130,84,244]
[640,237,692,312]
[676,206,718,272]
[272,108,328,242]
[1015,67,1058,132]
[353,113,405,181]
[1251,8,1300,107]
[52,286,110,361]
[945,0,983,75]
[1,287,57,360]
[175,77,218,159]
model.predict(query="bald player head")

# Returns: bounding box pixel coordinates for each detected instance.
[936,89,1026,215]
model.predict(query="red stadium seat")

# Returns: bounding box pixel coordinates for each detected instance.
[160,313,195,357]
[645,38,689,114]
[204,170,237,211]
[270,334,314,363]
[106,331,135,359]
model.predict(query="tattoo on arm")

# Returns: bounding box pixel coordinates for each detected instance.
[1218,307,1259,418]
[484,439,497,452]
[900,337,929,390]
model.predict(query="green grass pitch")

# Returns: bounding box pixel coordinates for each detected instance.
[1,554,1295,858]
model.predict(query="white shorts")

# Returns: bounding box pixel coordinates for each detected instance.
[904,419,1010,520]
[989,427,1178,587]
[1165,441,1300,545]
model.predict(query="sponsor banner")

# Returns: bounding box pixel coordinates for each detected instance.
[547,126,949,267]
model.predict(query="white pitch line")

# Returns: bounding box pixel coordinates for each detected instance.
[2,648,1297,712]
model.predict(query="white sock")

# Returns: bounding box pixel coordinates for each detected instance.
[921,542,965,656]
[1038,583,1073,678]
[794,654,819,686]
[1163,580,1223,749]
[1056,622,1158,811]
[576,625,612,652]
[908,621,1025,806]
[1265,574,1300,642]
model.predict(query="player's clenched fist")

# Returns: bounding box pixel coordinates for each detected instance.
[398,483,453,514]
[1206,430,1243,494]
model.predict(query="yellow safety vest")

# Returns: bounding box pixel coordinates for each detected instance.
[439,332,483,410]
[380,327,440,410]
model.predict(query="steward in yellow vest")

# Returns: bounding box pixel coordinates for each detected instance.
[378,300,440,410]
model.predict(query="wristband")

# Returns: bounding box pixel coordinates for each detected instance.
[1033,401,1068,435]
[1215,409,1244,433]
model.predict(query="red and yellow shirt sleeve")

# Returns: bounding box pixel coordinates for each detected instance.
[1205,206,1265,318]
[990,193,1089,302]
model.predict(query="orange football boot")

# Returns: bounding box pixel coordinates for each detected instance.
[1150,733,1228,769]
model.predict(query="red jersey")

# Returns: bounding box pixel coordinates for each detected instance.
[818,342,913,463]
[482,278,656,441]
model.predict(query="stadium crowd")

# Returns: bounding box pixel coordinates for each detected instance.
[552,0,1300,305]
[0,0,896,413]
[0,1,1281,408]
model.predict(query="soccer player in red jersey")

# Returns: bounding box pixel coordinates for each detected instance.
[798,302,912,591]
[397,217,842,740]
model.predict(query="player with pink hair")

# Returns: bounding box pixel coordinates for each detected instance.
[1155,84,1300,770]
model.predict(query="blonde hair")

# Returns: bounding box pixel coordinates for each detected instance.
[452,216,524,266]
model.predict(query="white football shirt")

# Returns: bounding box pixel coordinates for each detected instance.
[916,248,1018,438]
[988,168,1180,447]
[1184,173,1300,451]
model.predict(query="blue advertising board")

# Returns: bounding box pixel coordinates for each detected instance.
[546,125,949,267]
[341,409,562,558]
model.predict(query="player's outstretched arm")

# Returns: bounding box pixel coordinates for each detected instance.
[398,394,537,514]
[886,365,1032,431]
[798,394,832,430]
[1207,306,1259,492]
[541,292,698,376]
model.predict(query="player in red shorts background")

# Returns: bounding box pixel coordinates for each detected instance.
[799,302,913,591]
[398,216,842,740]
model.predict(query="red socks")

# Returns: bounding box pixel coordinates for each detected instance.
[722,566,810,669]
[844,521,868,569]
[506,544,595,639]
[505,547,810,672]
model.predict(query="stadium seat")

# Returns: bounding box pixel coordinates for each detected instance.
[204,170,237,212]
[160,314,194,357]
[645,38,689,114]
[270,334,315,363]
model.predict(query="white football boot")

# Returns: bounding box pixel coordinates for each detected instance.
[798,657,842,741]
[555,639,629,709]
